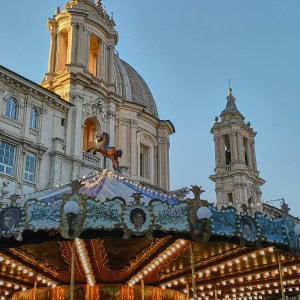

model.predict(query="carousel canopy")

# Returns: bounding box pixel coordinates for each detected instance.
[0,170,299,300]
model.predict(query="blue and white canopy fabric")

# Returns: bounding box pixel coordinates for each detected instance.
[0,170,299,255]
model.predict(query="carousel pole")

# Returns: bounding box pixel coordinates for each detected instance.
[189,241,197,299]
[214,284,218,300]
[277,249,285,300]
[141,278,145,300]
[70,240,75,300]
[32,279,37,300]
[185,283,189,300]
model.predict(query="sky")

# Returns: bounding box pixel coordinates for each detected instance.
[0,1,299,216]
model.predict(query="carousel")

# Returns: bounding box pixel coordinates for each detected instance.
[0,170,299,300]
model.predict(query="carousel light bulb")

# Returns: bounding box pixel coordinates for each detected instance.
[166,251,171,256]
[14,284,19,289]
[4,292,9,296]
[0,256,3,261]
[220,264,225,269]
[161,285,166,289]
[171,247,176,252]
[7,283,12,287]
[268,247,274,252]
[23,269,28,274]
[11,263,16,268]
[29,272,34,277]
[22,287,27,291]
[235,258,240,264]
[162,254,167,259]
[143,270,148,275]
[37,276,42,281]
[0,281,3,285]
[5,259,10,265]
[251,253,257,258]
[242,256,248,261]
[228,261,233,266]
[205,270,210,275]
[259,250,265,255]
[180,278,185,283]
[158,257,163,262]
[42,279,47,284]
[212,267,218,272]
[18,266,23,271]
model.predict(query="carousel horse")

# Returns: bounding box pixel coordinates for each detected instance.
[87,132,122,171]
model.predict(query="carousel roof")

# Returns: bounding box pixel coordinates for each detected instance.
[0,170,299,299]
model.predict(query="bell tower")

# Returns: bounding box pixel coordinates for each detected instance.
[42,0,118,92]
[209,88,265,214]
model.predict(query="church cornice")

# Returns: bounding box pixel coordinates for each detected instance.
[0,66,73,113]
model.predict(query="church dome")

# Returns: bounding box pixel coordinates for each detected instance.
[114,56,158,117]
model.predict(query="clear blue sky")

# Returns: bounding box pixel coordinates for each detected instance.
[0,1,299,216]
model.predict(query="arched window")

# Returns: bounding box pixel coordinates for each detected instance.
[4,97,18,120]
[224,135,231,165]
[83,118,99,151]
[137,132,157,183]
[29,107,38,129]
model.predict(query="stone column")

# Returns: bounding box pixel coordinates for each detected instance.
[22,93,30,139]
[237,132,245,163]
[105,104,116,170]
[101,42,107,80]
[85,30,90,71]
[97,40,102,78]
[48,24,57,74]
[213,136,220,167]
[219,136,226,165]
[231,132,238,163]
[118,117,128,169]
[77,24,84,65]
[69,94,84,158]
[130,119,137,179]
[250,139,257,171]
[69,22,78,64]
[108,45,114,84]
[158,130,169,190]
[246,140,253,169]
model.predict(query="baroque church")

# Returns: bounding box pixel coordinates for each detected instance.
[0,0,292,217]
[0,0,174,199]
[0,1,299,300]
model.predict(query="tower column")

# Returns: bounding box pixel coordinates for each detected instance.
[214,136,220,166]
[69,22,78,64]
[97,40,102,78]
[231,132,238,162]
[100,42,107,80]
[220,136,226,165]
[246,140,253,168]
[77,24,84,65]
[47,23,57,74]
[130,120,137,179]
[108,45,114,84]
[250,139,257,171]
[85,31,90,70]
[237,132,245,163]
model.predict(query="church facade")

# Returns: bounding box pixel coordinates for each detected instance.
[0,0,174,198]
